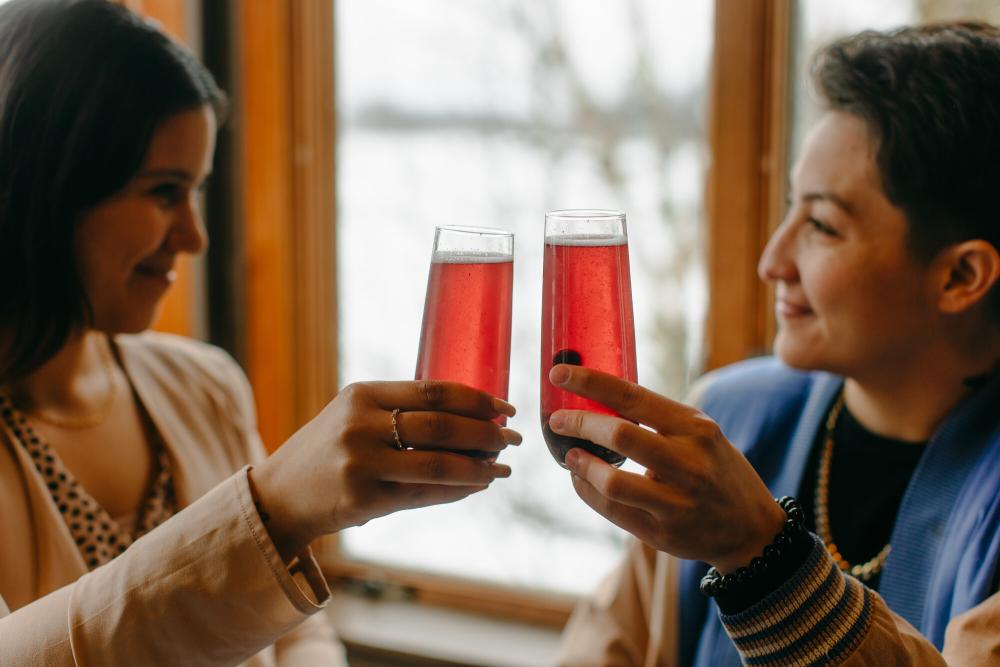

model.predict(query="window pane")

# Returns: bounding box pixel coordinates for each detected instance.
[790,1,915,158]
[791,0,1000,157]
[336,0,713,595]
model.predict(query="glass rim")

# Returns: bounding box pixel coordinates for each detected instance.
[545,209,625,221]
[437,224,514,238]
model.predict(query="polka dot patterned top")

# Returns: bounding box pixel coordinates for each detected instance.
[0,394,177,570]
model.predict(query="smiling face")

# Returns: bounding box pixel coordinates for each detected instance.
[757,110,940,378]
[74,105,216,334]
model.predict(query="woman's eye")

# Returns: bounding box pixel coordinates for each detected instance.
[149,183,182,205]
[806,217,837,236]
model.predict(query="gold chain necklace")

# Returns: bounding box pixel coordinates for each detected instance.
[24,338,119,430]
[814,391,892,582]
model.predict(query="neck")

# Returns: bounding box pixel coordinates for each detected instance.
[843,339,999,442]
[6,330,114,414]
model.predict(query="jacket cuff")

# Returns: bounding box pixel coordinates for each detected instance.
[715,526,815,615]
[237,466,331,610]
[718,534,874,665]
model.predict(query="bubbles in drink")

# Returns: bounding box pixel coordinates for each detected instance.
[541,232,636,469]
[417,236,513,461]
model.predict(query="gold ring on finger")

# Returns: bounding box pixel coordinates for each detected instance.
[390,408,406,450]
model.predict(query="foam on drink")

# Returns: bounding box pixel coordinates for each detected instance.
[543,233,628,247]
[432,250,513,263]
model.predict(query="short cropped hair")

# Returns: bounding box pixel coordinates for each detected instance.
[0,0,226,383]
[812,22,1000,318]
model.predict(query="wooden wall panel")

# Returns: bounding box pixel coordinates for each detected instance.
[704,0,791,369]
[289,1,339,423]
[236,2,297,449]
[235,0,337,449]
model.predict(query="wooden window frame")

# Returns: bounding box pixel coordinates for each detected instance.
[704,0,792,371]
[220,0,793,627]
[232,0,338,448]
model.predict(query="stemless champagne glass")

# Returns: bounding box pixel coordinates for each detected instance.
[415,225,514,460]
[541,210,637,468]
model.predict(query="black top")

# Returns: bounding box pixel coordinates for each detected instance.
[716,398,926,614]
[797,400,926,590]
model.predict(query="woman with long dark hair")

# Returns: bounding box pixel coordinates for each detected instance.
[0,2,519,665]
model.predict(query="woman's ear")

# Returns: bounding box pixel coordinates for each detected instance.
[933,240,1000,315]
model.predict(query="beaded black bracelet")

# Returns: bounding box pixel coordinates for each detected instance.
[699,496,805,598]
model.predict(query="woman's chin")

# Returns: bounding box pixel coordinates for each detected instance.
[93,306,163,335]
[773,330,827,371]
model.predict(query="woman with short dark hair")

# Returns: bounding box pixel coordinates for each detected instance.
[557,22,1000,666]
[0,2,518,665]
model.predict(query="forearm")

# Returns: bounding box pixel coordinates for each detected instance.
[0,468,330,667]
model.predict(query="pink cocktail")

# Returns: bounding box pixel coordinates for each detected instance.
[416,226,514,460]
[541,210,637,468]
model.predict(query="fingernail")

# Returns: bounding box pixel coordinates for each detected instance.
[549,412,565,430]
[492,397,516,417]
[491,463,512,478]
[501,428,523,445]
[549,365,571,385]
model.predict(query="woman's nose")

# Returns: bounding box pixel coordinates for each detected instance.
[167,197,208,255]
[757,219,798,284]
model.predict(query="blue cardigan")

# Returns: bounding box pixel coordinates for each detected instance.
[675,358,1000,666]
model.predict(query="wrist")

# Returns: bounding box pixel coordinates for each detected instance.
[712,497,788,574]
[701,497,808,600]
[247,462,315,563]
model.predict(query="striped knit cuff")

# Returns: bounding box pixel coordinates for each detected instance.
[718,534,874,666]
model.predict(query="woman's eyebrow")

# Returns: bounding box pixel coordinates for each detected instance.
[135,168,195,181]
[801,190,855,216]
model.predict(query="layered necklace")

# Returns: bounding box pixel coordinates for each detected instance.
[814,392,892,582]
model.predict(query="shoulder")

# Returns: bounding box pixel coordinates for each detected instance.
[693,357,813,412]
[113,331,256,422]
[114,331,237,375]
[114,331,245,386]
[114,332,265,467]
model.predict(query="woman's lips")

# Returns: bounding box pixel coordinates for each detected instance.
[134,265,177,286]
[777,299,813,318]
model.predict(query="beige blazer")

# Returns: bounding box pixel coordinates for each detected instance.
[0,332,346,666]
